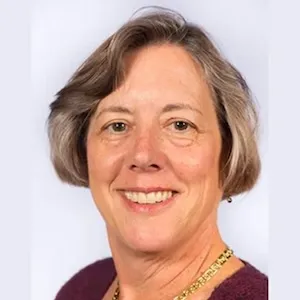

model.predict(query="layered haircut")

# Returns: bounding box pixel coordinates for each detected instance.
[47,8,261,199]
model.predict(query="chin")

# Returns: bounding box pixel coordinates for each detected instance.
[121,227,177,254]
[129,240,173,255]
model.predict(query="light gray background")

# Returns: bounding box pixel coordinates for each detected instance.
[31,1,268,300]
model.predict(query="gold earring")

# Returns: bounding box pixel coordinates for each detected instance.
[227,197,232,203]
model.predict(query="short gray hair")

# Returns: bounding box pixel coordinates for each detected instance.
[47,8,261,199]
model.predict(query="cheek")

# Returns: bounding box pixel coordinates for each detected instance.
[170,138,220,181]
[86,138,124,185]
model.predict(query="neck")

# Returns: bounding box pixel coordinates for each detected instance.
[107,216,231,300]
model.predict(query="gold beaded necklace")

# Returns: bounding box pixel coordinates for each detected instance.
[112,248,233,300]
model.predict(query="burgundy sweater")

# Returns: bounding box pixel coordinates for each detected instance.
[55,257,268,300]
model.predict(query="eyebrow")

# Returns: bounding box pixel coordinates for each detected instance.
[161,103,203,115]
[96,103,203,119]
[96,106,133,119]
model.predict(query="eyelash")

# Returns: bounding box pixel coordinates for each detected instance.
[168,120,196,132]
[103,122,129,134]
[101,119,197,135]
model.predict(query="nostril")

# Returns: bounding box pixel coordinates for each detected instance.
[149,164,160,169]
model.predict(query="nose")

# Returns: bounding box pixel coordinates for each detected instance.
[127,131,164,173]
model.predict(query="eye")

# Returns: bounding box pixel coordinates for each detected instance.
[105,122,128,133]
[173,121,190,131]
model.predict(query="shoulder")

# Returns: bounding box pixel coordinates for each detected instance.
[54,257,116,300]
[210,260,268,300]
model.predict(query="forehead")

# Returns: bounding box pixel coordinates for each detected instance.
[122,44,206,97]
[99,44,213,110]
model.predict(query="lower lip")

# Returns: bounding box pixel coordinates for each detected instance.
[120,193,178,214]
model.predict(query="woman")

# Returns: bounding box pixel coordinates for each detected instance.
[48,8,267,300]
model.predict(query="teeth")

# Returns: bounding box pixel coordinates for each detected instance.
[124,191,174,204]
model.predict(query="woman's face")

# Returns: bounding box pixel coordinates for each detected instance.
[87,44,223,253]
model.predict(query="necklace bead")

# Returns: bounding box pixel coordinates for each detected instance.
[112,248,233,300]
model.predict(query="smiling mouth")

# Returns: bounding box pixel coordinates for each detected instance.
[120,190,179,204]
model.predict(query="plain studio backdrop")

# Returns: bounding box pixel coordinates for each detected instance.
[31,1,268,300]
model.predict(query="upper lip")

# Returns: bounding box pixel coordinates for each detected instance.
[118,187,179,193]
